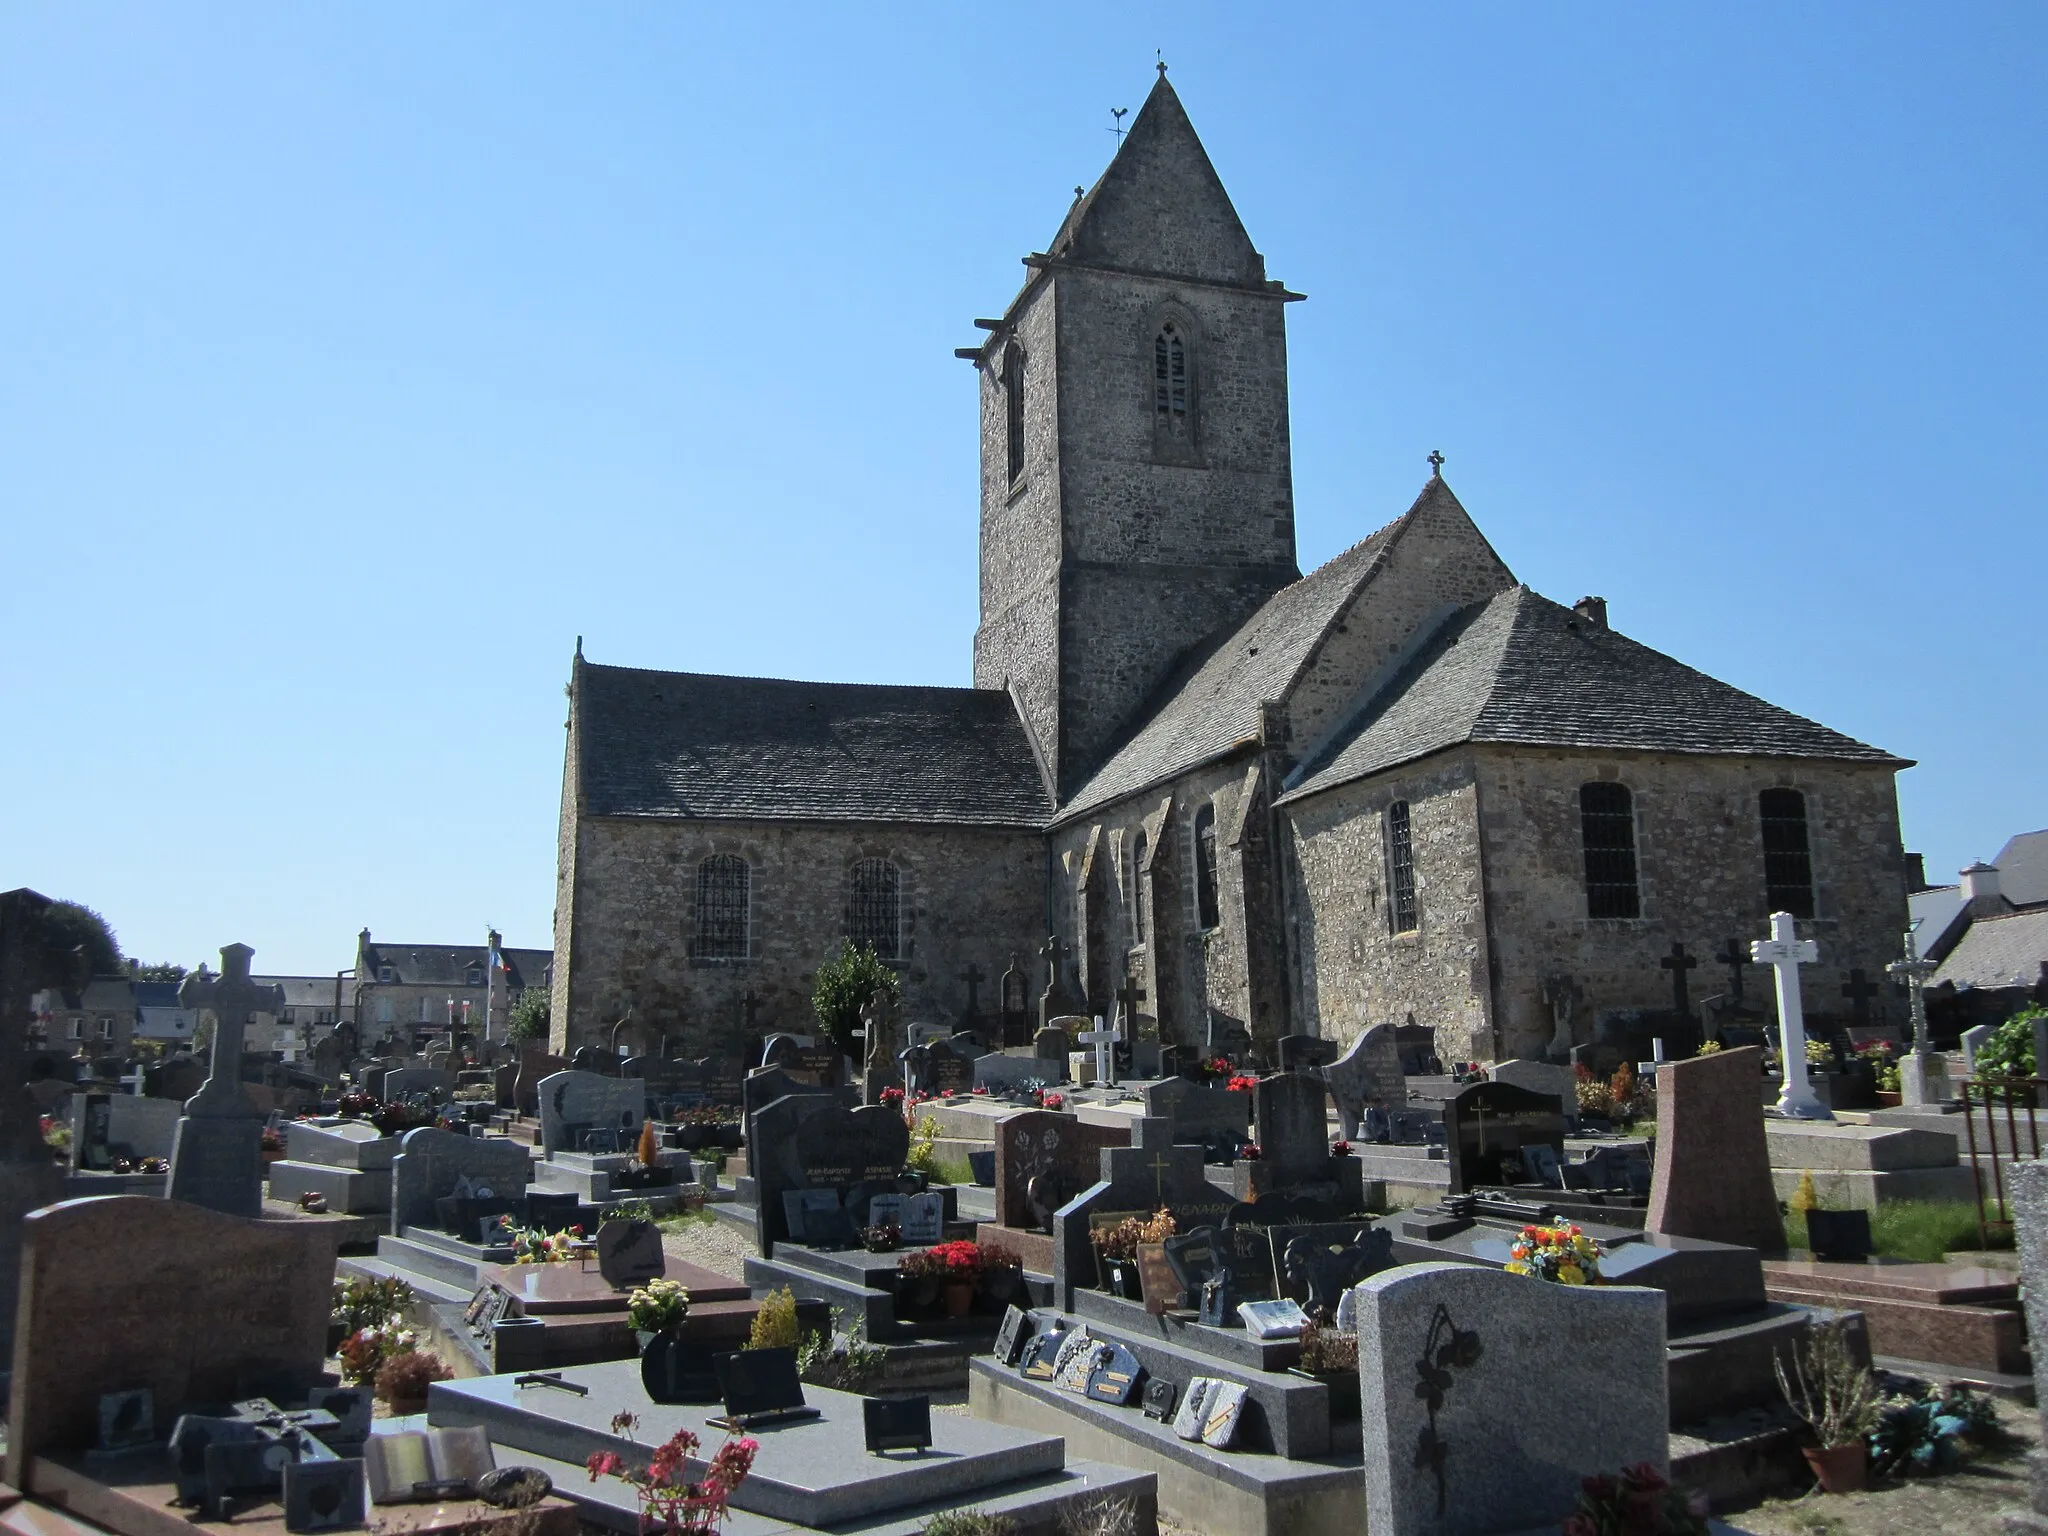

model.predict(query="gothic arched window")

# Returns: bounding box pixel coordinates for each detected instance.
[849,858,902,960]
[1130,831,1149,944]
[1151,317,1199,461]
[1194,805,1220,931]
[696,855,750,959]
[1759,788,1816,918]
[1385,801,1418,934]
[1579,782,1641,919]
[1002,345,1026,485]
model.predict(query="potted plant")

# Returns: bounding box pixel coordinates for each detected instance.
[861,1222,901,1253]
[375,1348,452,1414]
[260,1126,288,1165]
[1287,1320,1361,1422]
[586,1426,759,1536]
[1563,1463,1709,1536]
[1091,1210,1175,1298]
[1775,1319,1882,1493]
[925,1240,987,1317]
[1331,1139,1354,1157]
[896,1248,943,1312]
[631,1278,694,1402]
[978,1240,1024,1304]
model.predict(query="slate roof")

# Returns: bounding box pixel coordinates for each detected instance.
[575,663,1052,828]
[1279,586,1907,803]
[1988,829,2048,909]
[1909,885,1970,963]
[1931,910,2048,991]
[253,976,343,1010]
[360,944,553,990]
[1054,515,1406,824]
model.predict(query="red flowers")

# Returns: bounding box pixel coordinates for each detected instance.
[1241,1142,1263,1160]
[1225,1074,1259,1093]
[585,1427,760,1534]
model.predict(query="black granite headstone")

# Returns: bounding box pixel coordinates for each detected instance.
[1442,1080,1569,1194]
[712,1347,811,1423]
[993,1306,1035,1367]
[862,1396,932,1455]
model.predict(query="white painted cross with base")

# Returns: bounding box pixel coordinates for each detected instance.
[1080,1015,1119,1089]
[1752,911,1831,1120]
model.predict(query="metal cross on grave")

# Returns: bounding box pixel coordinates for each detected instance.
[1146,1148,1173,1207]
[1115,979,1146,1035]
[1889,928,1936,1060]
[180,944,285,1111]
[1751,912,1829,1120]
[1080,1015,1119,1088]
[1713,938,1748,1005]
[959,964,984,1017]
[1839,969,1880,1029]
[1040,934,1069,991]
[1661,942,1698,1022]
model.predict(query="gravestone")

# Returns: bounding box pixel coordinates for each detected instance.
[1000,953,1031,1047]
[596,1218,667,1287]
[994,1109,1129,1230]
[169,944,286,1218]
[1034,1026,1073,1069]
[1645,1045,1783,1253]
[5,1194,343,1489]
[788,1043,845,1088]
[1050,1118,1235,1305]
[1275,1034,1338,1073]
[1962,1023,1993,1078]
[1488,1059,1576,1113]
[901,1190,946,1245]
[1326,1023,1405,1141]
[512,1047,568,1114]
[750,1097,908,1254]
[896,1043,932,1097]
[859,991,896,1105]
[974,1053,1051,1096]
[73,1092,186,1167]
[1142,1076,1250,1153]
[1441,1081,1568,1194]
[1353,1262,1667,1536]
[537,1069,650,1155]
[381,1066,454,1102]
[1277,1224,1395,1318]
[1254,1071,1330,1182]
[925,1036,982,1096]
[1206,1015,1254,1065]
[390,1126,531,1234]
[0,889,87,1366]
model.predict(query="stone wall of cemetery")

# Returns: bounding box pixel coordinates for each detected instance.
[550,815,1047,1058]
[1280,752,1494,1064]
[1474,747,1910,1058]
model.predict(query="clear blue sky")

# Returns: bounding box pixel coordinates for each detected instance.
[4,4,2041,976]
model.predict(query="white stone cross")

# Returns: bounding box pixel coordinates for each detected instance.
[1751,911,1831,1120]
[1080,1015,1119,1088]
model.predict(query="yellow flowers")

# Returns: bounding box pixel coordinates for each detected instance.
[1506,1221,1604,1285]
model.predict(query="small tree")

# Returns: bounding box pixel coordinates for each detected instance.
[506,988,550,1045]
[136,962,189,984]
[1974,1006,2045,1080]
[810,941,900,1060]
[46,901,122,977]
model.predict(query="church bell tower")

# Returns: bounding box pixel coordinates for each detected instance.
[967,71,1303,801]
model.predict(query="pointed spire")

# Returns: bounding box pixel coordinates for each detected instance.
[1046,71,1269,287]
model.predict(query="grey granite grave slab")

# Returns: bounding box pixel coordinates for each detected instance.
[390,1126,532,1234]
[537,1070,650,1155]
[380,1067,455,1102]
[975,1053,1057,1095]
[1488,1059,1576,1112]
[428,1358,1065,1527]
[285,1120,397,1171]
[1327,1023,1404,1142]
[1353,1262,1666,1536]
[1141,1078,1249,1147]
[1254,1072,1329,1181]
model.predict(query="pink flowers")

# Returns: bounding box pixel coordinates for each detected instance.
[586,1427,760,1534]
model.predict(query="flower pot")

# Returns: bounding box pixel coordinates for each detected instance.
[1803,1441,1868,1494]
[1874,1091,1902,1108]
[1103,1259,1138,1298]
[941,1282,975,1318]
[982,1267,1022,1304]
[383,1394,429,1416]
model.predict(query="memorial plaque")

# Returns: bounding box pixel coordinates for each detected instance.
[865,1192,905,1231]
[1018,1328,1068,1382]
[798,1189,856,1249]
[1806,1208,1875,1263]
[789,1045,845,1088]
[283,1457,365,1533]
[595,1218,666,1288]
[1136,1242,1182,1315]
[1214,1223,1278,1302]
[1163,1227,1220,1298]
[993,1306,1034,1367]
[1142,1378,1179,1422]
[1238,1298,1309,1340]
[1083,1342,1146,1406]
[1171,1378,1214,1441]
[96,1388,155,1453]
[713,1347,808,1421]
[900,1191,945,1245]
[862,1396,932,1455]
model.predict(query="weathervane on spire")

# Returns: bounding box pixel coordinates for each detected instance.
[1108,107,1128,144]
[1428,449,1446,479]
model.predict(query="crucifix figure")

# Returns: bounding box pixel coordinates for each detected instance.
[1713,938,1748,1006]
[1840,969,1879,1030]
[1751,912,1830,1120]
[1080,1015,1119,1088]
[1888,927,1947,1106]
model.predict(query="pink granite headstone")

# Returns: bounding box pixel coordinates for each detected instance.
[1646,1045,1784,1253]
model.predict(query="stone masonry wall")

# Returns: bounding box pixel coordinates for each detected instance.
[1475,748,1909,1058]
[1281,754,1494,1064]
[553,816,1046,1059]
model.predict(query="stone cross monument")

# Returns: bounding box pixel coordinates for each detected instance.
[1751,912,1830,1120]
[169,943,286,1217]
[1080,1016,1119,1088]
[1888,926,1949,1107]
[859,988,896,1106]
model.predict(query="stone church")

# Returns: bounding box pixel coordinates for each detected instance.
[549,73,1912,1068]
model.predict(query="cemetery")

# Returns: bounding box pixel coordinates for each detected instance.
[6,900,2048,1536]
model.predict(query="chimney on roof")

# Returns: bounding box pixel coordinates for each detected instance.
[1961,861,2009,917]
[1572,596,1609,630]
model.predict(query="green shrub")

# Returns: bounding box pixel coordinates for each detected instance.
[811,940,900,1060]
[1973,1006,2046,1079]
[506,988,550,1045]
[922,1512,1017,1536]
[748,1286,800,1351]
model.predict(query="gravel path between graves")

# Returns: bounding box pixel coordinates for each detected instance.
[1725,1393,2040,1535]
[660,1213,754,1279]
